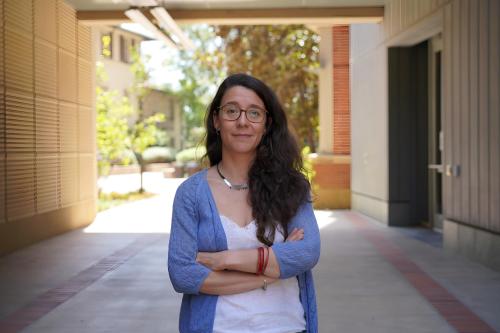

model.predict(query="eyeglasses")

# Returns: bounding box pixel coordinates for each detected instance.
[218,103,268,123]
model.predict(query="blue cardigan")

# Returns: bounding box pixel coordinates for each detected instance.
[168,169,320,333]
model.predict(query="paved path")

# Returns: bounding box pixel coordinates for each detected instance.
[0,174,499,332]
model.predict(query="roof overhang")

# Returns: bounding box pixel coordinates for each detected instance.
[77,7,384,26]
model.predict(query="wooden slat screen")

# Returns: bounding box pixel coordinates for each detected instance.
[58,49,77,103]
[35,40,57,99]
[79,154,94,201]
[60,154,78,207]
[57,0,76,54]
[0,154,5,224]
[34,0,57,43]
[7,153,35,221]
[59,102,77,153]
[0,0,96,227]
[5,0,32,34]
[36,154,59,214]
[6,89,34,153]
[5,28,33,93]
[77,24,92,61]
[78,59,92,106]
[78,106,93,153]
[35,97,58,153]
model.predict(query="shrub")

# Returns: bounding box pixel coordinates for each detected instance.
[142,146,177,163]
[175,146,207,164]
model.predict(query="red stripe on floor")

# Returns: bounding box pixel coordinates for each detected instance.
[0,235,162,333]
[347,212,497,333]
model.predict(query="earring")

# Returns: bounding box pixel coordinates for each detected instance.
[216,128,220,135]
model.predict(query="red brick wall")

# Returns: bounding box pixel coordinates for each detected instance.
[332,26,351,155]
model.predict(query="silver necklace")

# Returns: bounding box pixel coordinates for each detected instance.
[216,163,249,191]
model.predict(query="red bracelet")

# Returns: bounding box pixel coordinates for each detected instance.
[262,247,270,274]
[257,247,264,275]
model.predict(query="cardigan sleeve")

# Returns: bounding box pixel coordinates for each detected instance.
[271,200,321,279]
[168,181,211,294]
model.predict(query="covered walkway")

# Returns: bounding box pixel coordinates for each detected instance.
[0,174,499,333]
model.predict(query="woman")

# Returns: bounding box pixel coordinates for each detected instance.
[168,73,320,333]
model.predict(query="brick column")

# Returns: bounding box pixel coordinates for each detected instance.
[312,25,351,209]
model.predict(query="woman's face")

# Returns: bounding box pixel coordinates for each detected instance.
[214,85,268,156]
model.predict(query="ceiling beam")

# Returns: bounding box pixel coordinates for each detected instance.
[77,7,384,26]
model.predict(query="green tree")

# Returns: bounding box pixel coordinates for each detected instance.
[163,25,226,148]
[96,62,132,176]
[128,47,166,192]
[96,50,166,193]
[215,25,320,152]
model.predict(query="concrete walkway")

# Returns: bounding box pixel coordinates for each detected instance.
[0,173,499,333]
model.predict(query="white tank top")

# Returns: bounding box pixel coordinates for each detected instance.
[213,215,306,333]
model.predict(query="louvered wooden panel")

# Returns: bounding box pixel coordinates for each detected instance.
[35,39,57,98]
[6,153,35,221]
[58,49,77,102]
[5,0,33,34]
[36,97,58,153]
[0,3,4,82]
[78,58,92,106]
[5,27,33,93]
[0,154,5,223]
[0,86,5,154]
[36,154,59,213]
[79,154,95,201]
[58,0,76,54]
[77,24,92,61]
[78,106,94,153]
[34,0,56,43]
[5,89,34,153]
[60,153,77,207]
[59,102,77,152]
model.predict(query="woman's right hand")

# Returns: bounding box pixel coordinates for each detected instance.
[285,228,304,242]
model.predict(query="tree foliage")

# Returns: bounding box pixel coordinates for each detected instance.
[163,25,226,148]
[215,25,320,151]
[96,48,166,179]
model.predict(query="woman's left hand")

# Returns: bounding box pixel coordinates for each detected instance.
[196,251,227,271]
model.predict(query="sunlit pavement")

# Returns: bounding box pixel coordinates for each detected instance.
[0,172,499,332]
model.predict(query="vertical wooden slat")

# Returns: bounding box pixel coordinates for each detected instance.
[443,4,452,218]
[451,0,461,219]
[489,0,499,232]
[469,0,480,225]
[460,0,470,222]
[478,0,490,229]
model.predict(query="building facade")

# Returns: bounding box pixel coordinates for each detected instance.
[350,0,499,270]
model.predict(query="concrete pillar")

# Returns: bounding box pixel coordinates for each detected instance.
[318,27,334,154]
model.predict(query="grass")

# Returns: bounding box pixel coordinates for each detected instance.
[97,190,156,212]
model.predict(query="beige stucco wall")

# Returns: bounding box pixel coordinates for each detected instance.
[350,0,450,223]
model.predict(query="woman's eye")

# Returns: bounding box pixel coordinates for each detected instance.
[248,109,261,118]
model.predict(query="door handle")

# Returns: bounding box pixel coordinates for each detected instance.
[428,164,443,173]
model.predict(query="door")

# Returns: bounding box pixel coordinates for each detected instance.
[428,34,444,231]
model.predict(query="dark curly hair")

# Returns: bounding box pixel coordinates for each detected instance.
[205,73,310,246]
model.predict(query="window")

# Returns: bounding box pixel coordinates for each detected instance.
[101,33,112,58]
